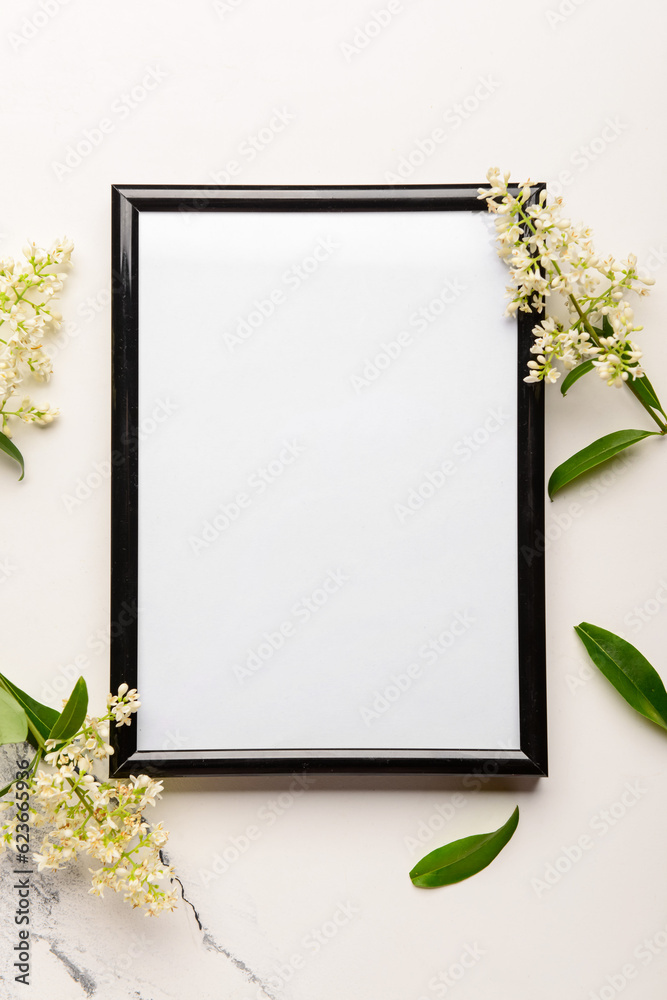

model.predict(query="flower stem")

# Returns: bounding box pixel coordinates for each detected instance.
[625,378,667,433]
[514,194,667,434]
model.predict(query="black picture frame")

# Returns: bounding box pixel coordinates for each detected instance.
[110,183,547,778]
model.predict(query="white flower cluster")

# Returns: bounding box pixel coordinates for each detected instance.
[108,681,141,726]
[0,237,73,436]
[478,168,653,388]
[0,685,178,916]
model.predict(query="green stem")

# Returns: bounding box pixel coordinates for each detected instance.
[566,293,602,346]
[28,750,42,777]
[25,716,43,748]
[65,775,96,818]
[625,378,667,432]
[513,194,667,435]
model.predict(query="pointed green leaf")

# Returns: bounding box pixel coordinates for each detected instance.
[593,320,666,418]
[409,806,519,888]
[0,431,24,481]
[548,429,658,500]
[575,623,667,730]
[626,372,667,419]
[560,360,595,396]
[48,677,88,743]
[0,688,28,745]
[0,673,60,749]
[0,781,16,797]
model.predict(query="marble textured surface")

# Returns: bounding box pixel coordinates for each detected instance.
[1,0,667,997]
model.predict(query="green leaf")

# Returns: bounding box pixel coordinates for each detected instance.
[560,360,595,396]
[0,688,28,745]
[575,623,667,730]
[626,372,667,419]
[409,806,519,888]
[547,429,658,500]
[0,673,60,750]
[48,677,88,743]
[0,431,24,481]
[592,321,666,419]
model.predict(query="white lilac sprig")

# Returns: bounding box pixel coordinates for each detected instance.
[0,677,178,916]
[478,168,655,389]
[0,237,73,478]
[479,168,667,497]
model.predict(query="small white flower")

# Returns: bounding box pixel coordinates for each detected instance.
[0,238,72,441]
[0,685,175,917]
[479,169,654,392]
